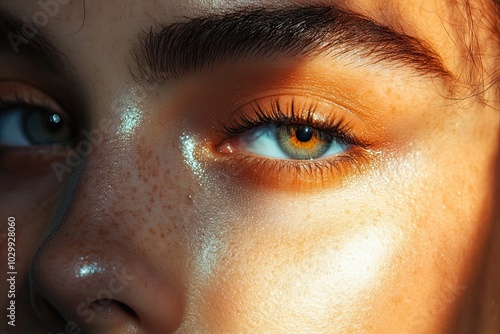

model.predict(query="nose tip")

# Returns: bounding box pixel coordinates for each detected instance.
[30,248,185,333]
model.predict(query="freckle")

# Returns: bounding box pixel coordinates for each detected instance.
[160,232,165,239]
[139,148,153,160]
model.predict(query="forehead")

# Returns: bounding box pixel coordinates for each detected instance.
[0,0,463,60]
[0,0,457,28]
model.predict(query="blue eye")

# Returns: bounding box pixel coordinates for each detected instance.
[0,105,75,147]
[238,123,348,160]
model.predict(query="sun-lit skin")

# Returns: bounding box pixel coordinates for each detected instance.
[0,0,499,333]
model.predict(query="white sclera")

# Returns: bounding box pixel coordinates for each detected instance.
[0,108,32,146]
[239,123,348,159]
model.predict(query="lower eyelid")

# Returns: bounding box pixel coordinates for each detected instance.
[0,146,68,175]
[209,146,373,192]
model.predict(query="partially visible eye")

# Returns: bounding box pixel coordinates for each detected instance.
[0,82,76,148]
[0,106,74,147]
[237,123,348,160]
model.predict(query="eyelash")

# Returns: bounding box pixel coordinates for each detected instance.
[214,99,372,187]
[219,99,366,148]
[0,88,74,133]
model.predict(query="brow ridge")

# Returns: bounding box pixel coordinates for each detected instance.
[132,5,452,84]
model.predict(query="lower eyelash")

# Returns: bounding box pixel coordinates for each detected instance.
[219,98,367,148]
[215,148,370,191]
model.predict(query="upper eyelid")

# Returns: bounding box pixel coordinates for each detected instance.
[0,82,66,114]
[217,98,372,149]
[0,83,80,140]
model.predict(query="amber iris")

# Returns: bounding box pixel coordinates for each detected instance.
[276,125,332,159]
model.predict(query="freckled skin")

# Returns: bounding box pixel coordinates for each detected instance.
[0,0,499,333]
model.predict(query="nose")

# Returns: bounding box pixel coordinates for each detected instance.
[29,144,187,333]
[31,247,184,333]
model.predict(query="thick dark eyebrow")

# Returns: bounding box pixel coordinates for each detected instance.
[0,11,76,81]
[132,5,452,85]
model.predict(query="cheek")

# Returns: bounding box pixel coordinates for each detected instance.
[186,178,404,333]
[188,146,492,332]
[199,223,399,332]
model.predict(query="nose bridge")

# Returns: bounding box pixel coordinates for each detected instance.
[30,131,189,332]
[52,130,165,244]
[58,122,190,238]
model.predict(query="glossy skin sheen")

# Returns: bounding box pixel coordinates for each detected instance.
[0,0,499,333]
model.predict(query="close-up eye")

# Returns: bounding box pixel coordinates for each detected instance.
[235,123,348,160]
[0,83,75,148]
[212,97,372,186]
[217,98,365,164]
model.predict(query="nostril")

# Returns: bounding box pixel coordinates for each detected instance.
[31,244,185,333]
[115,301,137,318]
[89,299,138,320]
[34,296,142,332]
[76,299,141,330]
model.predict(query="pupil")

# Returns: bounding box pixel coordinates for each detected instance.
[46,112,63,131]
[295,126,313,142]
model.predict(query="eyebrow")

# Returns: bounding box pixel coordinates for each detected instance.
[0,11,76,81]
[133,5,453,85]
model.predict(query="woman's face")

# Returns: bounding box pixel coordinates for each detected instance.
[1,0,499,333]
